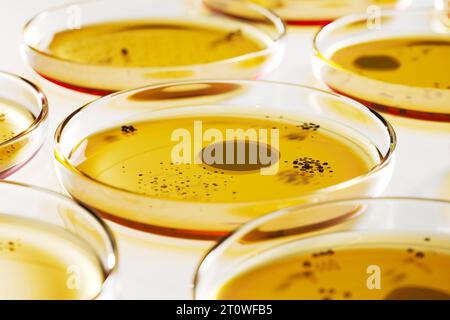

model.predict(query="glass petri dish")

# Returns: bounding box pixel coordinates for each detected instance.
[194,197,450,300]
[313,8,450,122]
[54,80,396,240]
[204,0,407,26]
[0,71,48,179]
[435,0,450,27]
[0,180,117,299]
[22,0,285,95]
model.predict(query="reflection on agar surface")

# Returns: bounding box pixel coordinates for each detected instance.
[128,82,242,101]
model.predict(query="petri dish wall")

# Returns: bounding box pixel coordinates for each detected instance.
[313,8,450,122]
[0,71,48,178]
[22,0,285,95]
[204,0,408,26]
[54,80,396,240]
[0,180,118,299]
[194,197,450,300]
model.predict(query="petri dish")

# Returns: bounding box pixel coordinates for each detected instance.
[0,71,48,179]
[436,0,450,28]
[0,180,117,299]
[203,0,406,26]
[54,80,396,240]
[313,8,450,122]
[194,197,450,300]
[22,0,285,95]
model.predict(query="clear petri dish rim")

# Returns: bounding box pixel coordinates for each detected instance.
[312,7,450,93]
[54,79,397,208]
[0,70,48,149]
[0,179,119,300]
[22,0,287,73]
[192,196,450,299]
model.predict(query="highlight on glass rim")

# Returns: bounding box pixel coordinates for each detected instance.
[0,0,448,306]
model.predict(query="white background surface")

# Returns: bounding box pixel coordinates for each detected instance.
[0,0,448,299]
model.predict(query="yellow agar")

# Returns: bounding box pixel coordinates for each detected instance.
[0,214,106,300]
[48,20,267,68]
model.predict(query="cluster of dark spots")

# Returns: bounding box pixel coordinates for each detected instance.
[406,247,425,259]
[312,249,334,258]
[297,122,320,131]
[125,161,236,200]
[121,125,137,135]
[1,129,15,141]
[0,137,20,163]
[319,288,335,300]
[0,239,21,254]
[277,157,333,186]
[292,157,333,175]
[283,122,320,141]
[318,287,351,300]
